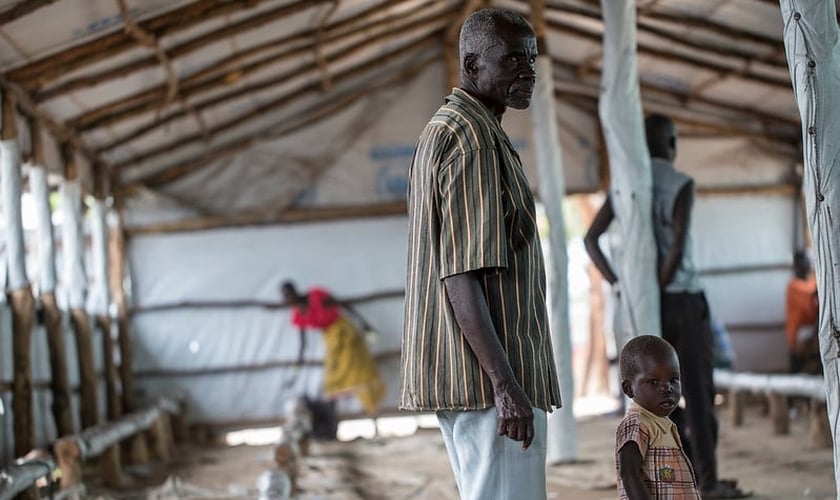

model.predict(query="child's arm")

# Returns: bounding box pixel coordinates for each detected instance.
[618,441,652,500]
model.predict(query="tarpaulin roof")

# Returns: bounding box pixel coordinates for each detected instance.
[0,0,826,229]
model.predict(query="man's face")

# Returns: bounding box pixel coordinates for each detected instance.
[470,26,537,111]
[624,348,682,418]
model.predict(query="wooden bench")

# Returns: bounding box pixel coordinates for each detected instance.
[54,397,181,490]
[714,369,830,447]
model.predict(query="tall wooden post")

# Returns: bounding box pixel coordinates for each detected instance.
[529,0,578,464]
[28,118,75,437]
[1,91,36,457]
[108,172,136,414]
[91,164,122,421]
[61,144,99,429]
[779,0,840,491]
[598,0,660,343]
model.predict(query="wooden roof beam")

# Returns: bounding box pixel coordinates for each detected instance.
[112,34,441,172]
[34,0,357,102]
[535,10,791,89]
[0,0,58,26]
[0,75,99,166]
[6,0,275,88]
[125,50,436,190]
[537,0,785,65]
[81,3,455,137]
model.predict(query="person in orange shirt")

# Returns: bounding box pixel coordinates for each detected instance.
[785,250,820,374]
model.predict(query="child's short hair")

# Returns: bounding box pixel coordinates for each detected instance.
[619,335,676,381]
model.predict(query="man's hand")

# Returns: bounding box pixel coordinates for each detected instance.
[493,378,534,450]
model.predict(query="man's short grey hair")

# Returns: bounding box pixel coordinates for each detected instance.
[459,8,534,70]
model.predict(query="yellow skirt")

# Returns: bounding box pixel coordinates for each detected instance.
[322,317,385,414]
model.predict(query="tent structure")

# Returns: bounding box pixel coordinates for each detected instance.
[0,0,837,492]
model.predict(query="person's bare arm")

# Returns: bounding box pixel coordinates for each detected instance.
[326,295,373,331]
[583,198,619,285]
[658,182,693,288]
[443,271,534,450]
[618,442,652,500]
[296,327,306,366]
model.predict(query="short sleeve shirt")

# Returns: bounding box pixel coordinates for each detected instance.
[616,404,700,499]
[400,88,561,412]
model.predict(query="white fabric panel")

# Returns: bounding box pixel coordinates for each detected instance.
[59,179,87,309]
[128,216,407,422]
[780,0,840,491]
[86,200,110,315]
[1,140,29,290]
[598,0,661,340]
[532,55,578,462]
[28,165,58,293]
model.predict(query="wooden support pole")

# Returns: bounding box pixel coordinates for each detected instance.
[767,393,790,435]
[29,118,75,437]
[9,289,36,457]
[148,415,174,462]
[98,316,122,421]
[70,308,99,429]
[810,400,832,449]
[730,388,744,427]
[108,188,136,414]
[61,144,100,430]
[2,90,36,458]
[41,292,75,436]
[54,437,82,490]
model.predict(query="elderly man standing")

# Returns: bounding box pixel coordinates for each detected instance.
[400,8,562,500]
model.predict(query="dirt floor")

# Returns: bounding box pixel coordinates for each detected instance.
[81,401,837,500]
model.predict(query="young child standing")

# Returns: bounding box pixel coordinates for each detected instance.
[616,335,700,499]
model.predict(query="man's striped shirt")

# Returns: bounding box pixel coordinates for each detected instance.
[400,88,562,412]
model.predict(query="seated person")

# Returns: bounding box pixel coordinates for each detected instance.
[786,251,820,374]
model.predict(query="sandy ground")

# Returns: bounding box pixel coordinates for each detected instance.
[86,403,836,500]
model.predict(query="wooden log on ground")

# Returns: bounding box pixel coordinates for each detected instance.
[768,393,790,435]
[54,398,180,490]
[0,454,56,500]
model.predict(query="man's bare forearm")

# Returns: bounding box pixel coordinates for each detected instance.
[443,271,516,387]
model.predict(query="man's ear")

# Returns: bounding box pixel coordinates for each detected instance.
[463,54,478,77]
[621,380,633,399]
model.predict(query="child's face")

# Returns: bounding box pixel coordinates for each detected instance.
[623,348,681,417]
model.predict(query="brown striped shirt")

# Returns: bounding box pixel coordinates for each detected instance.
[400,88,562,412]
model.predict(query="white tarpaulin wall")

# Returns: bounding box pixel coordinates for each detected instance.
[128,216,408,424]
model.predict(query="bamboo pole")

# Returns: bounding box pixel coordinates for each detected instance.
[123,201,407,236]
[28,119,75,437]
[2,91,37,459]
